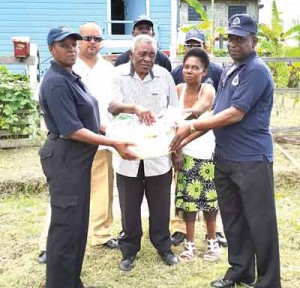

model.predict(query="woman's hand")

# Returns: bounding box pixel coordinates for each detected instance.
[171,149,184,171]
[113,141,138,160]
[134,105,156,126]
[183,108,200,119]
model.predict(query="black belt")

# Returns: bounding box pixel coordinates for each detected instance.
[47,132,70,140]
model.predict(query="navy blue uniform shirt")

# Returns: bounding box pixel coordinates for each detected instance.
[39,61,100,136]
[213,52,274,162]
[115,49,172,72]
[171,62,223,91]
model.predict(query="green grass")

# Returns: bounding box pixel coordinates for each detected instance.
[0,148,299,287]
[0,94,299,287]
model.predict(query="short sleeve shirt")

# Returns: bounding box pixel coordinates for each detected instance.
[213,52,274,161]
[111,62,178,177]
[171,62,223,91]
[39,61,100,136]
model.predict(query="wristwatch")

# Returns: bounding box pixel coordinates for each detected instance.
[189,123,196,134]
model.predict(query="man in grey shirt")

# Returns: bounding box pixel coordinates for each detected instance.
[109,34,178,272]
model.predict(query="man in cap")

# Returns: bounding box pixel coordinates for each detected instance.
[170,29,225,249]
[171,29,222,90]
[169,14,281,288]
[114,14,172,71]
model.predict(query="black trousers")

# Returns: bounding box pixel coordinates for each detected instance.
[40,135,97,288]
[117,161,172,258]
[215,160,281,288]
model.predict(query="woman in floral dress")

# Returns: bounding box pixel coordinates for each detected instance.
[172,48,219,262]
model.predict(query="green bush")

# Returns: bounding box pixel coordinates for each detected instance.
[0,66,39,137]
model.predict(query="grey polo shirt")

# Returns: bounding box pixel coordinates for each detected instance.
[110,61,178,177]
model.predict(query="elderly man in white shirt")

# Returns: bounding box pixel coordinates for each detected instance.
[109,34,179,272]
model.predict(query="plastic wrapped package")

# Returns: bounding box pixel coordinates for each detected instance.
[106,108,179,159]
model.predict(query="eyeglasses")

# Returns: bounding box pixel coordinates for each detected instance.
[82,35,102,42]
[184,43,204,49]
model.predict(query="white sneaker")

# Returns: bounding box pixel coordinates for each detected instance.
[203,238,220,261]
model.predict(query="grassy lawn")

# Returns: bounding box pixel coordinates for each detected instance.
[0,94,299,287]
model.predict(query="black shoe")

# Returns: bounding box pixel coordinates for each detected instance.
[119,256,136,272]
[37,251,46,264]
[211,279,255,288]
[216,232,228,248]
[158,250,179,266]
[170,232,186,246]
[102,238,119,249]
[210,279,235,288]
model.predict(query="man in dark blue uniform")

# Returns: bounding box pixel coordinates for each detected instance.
[170,14,281,288]
[39,26,136,288]
[171,29,222,91]
[114,14,172,71]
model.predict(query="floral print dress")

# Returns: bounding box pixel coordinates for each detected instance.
[175,153,218,213]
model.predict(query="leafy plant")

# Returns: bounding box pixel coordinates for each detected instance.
[0,66,38,137]
[258,0,300,56]
[182,0,226,53]
[257,0,300,90]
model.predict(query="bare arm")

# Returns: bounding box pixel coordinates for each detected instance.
[184,84,215,118]
[170,106,245,151]
[69,128,137,160]
[193,106,245,131]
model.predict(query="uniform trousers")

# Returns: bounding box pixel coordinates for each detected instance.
[117,161,172,258]
[38,149,114,251]
[89,149,114,245]
[40,135,97,288]
[214,159,281,288]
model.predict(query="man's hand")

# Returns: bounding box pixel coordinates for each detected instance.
[169,123,190,152]
[113,141,138,160]
[134,105,156,126]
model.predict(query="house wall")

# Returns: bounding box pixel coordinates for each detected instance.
[180,0,259,28]
[0,0,173,75]
[0,0,107,74]
[149,0,172,51]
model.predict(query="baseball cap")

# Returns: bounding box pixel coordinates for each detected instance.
[227,14,258,37]
[47,26,82,47]
[133,15,154,29]
[185,29,205,43]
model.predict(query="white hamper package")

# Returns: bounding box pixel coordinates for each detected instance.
[106,108,179,159]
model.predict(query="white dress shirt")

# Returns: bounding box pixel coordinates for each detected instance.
[73,56,114,150]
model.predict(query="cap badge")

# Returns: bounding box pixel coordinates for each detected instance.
[232,17,240,25]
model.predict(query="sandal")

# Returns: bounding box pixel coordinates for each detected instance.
[203,238,220,261]
[179,240,196,262]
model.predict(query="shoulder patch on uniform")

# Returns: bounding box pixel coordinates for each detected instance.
[205,78,213,85]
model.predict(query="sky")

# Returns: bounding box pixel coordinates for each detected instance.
[259,0,300,30]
